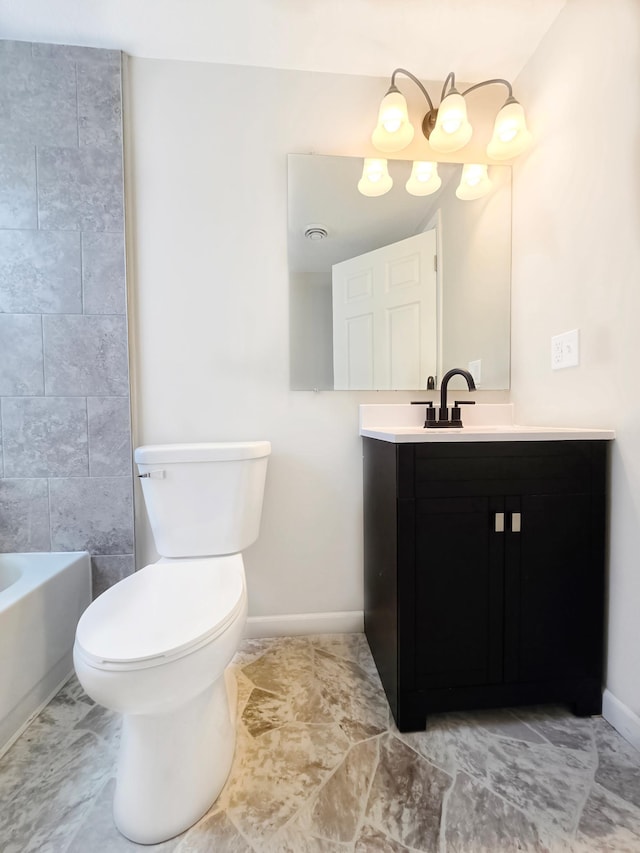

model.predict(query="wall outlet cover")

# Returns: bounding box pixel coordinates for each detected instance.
[551,329,580,370]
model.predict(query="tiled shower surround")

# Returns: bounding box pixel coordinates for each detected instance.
[0,39,134,595]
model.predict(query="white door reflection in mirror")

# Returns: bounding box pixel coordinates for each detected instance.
[332,231,437,390]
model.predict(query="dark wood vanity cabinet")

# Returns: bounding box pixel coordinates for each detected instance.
[363,438,608,732]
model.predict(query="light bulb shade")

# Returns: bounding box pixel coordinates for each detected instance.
[405,161,442,196]
[358,158,393,197]
[456,164,492,200]
[371,90,415,152]
[429,91,473,153]
[487,100,532,160]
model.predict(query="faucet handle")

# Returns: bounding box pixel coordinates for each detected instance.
[411,400,435,427]
[451,401,476,423]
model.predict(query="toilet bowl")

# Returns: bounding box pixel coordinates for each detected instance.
[73,441,270,844]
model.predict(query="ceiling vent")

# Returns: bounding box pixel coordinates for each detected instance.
[304,224,329,241]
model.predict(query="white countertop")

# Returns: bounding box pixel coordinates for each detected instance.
[359,404,615,443]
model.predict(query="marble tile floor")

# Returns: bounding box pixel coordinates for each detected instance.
[1,633,640,852]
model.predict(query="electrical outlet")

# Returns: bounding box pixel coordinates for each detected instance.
[551,329,579,370]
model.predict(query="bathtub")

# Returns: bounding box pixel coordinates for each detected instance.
[0,551,92,757]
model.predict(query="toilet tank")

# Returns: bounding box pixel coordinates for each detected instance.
[134,442,271,558]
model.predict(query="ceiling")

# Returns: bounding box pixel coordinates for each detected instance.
[0,0,567,81]
[288,154,454,274]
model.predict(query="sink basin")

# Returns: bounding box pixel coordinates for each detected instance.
[359,404,615,443]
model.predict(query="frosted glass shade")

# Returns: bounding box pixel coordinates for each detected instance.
[429,91,472,153]
[487,100,532,160]
[371,91,415,152]
[358,159,393,197]
[405,161,442,196]
[455,164,492,200]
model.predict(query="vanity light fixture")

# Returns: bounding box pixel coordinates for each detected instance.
[357,158,393,197]
[370,68,532,160]
[405,161,442,196]
[455,163,492,200]
[356,158,491,201]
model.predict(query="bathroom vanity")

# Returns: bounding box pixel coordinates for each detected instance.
[360,404,614,732]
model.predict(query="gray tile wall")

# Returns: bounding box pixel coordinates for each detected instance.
[0,40,134,597]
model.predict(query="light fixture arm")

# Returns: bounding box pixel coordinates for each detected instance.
[440,71,457,101]
[460,78,513,100]
[389,67,434,111]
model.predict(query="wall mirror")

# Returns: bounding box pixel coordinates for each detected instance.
[288,153,511,391]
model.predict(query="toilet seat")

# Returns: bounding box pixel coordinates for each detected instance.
[75,555,245,671]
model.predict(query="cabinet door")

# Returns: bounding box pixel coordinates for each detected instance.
[504,493,603,684]
[414,496,504,688]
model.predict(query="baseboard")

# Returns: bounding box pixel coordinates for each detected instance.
[602,689,640,752]
[245,610,364,639]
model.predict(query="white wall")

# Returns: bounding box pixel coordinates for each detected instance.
[511,0,640,723]
[124,58,508,622]
[437,166,511,389]
[289,271,333,391]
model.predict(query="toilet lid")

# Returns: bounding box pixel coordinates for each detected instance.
[75,555,245,667]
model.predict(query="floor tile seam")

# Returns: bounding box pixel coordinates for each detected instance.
[234,672,262,719]
[309,639,352,660]
[311,643,371,678]
[288,823,358,848]
[535,820,585,851]
[508,710,558,748]
[219,809,262,852]
[57,775,112,853]
[309,643,368,672]
[488,728,564,750]
[588,778,640,820]
[276,734,379,845]
[567,731,605,843]
[486,727,599,766]
[458,767,571,841]
[237,671,283,698]
[516,719,557,748]
[436,765,459,853]
[247,721,289,738]
[349,733,382,848]
[388,730,455,780]
[587,719,600,766]
[246,717,337,734]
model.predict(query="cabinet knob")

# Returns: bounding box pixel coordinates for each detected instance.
[495,512,505,533]
[512,512,522,533]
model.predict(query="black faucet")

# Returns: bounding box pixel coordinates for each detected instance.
[427,367,477,428]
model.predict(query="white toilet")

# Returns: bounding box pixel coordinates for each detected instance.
[73,441,270,844]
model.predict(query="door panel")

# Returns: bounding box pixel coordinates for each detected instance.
[332,230,437,389]
[414,496,504,688]
[345,313,374,389]
[508,493,599,683]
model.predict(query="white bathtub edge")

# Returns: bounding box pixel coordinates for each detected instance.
[0,652,75,760]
